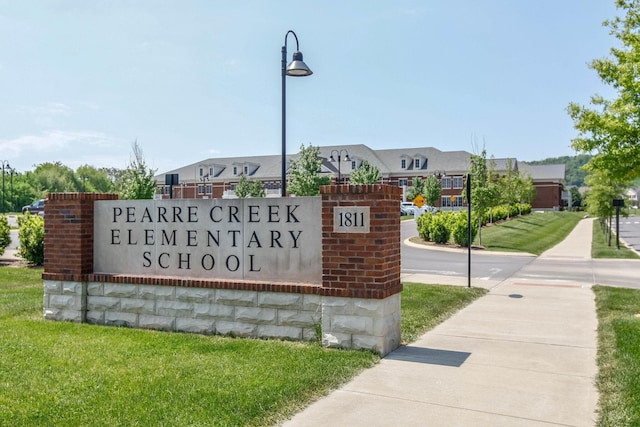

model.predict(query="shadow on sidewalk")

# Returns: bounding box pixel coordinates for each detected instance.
[385,346,471,367]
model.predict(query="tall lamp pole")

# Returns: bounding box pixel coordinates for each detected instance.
[1,160,10,214]
[281,30,313,196]
[329,149,350,184]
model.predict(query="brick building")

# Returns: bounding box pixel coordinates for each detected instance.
[156,144,565,209]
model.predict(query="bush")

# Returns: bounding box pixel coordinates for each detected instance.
[520,203,532,215]
[0,216,10,256]
[18,213,44,265]
[429,214,450,244]
[452,211,479,246]
[416,212,433,241]
[490,205,509,222]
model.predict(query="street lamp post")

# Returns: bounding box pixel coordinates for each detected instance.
[1,160,10,214]
[281,30,313,196]
[329,149,350,184]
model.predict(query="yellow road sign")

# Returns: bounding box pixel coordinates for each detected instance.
[413,195,425,208]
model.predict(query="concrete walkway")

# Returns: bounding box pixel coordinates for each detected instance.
[283,218,599,426]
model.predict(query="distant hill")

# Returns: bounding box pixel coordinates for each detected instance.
[524,154,592,187]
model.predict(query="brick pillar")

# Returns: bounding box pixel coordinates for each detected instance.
[43,193,118,281]
[320,184,403,355]
[320,184,403,298]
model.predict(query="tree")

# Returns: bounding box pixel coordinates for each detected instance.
[583,166,629,244]
[423,175,442,207]
[515,173,536,205]
[234,174,251,198]
[465,149,498,245]
[497,159,535,216]
[570,186,583,209]
[28,162,76,196]
[349,160,381,184]
[234,174,266,198]
[250,180,266,198]
[567,0,640,181]
[287,144,328,196]
[498,159,519,217]
[119,140,157,200]
[76,165,116,193]
[406,177,426,202]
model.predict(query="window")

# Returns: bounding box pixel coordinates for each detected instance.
[197,185,205,195]
[453,177,463,189]
[398,178,408,187]
[441,196,464,208]
[351,161,356,170]
[199,168,203,177]
[414,158,420,168]
[209,167,214,176]
[233,166,237,175]
[401,159,406,169]
[441,177,451,189]
[206,185,212,194]
[244,166,248,174]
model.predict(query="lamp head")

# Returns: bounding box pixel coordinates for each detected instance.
[286,51,313,76]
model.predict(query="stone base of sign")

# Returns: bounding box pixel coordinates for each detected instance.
[43,278,400,354]
[322,293,401,355]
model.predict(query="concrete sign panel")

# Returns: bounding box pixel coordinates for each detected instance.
[94,198,322,284]
[333,206,370,233]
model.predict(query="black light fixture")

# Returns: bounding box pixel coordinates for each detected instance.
[433,170,446,179]
[281,30,313,196]
[1,160,10,214]
[329,149,350,185]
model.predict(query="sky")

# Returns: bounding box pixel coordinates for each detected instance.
[0,0,622,175]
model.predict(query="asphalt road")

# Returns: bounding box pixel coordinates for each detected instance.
[617,215,640,252]
[401,217,640,289]
[401,219,535,284]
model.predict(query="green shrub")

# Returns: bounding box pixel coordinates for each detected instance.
[0,216,10,256]
[452,211,479,246]
[18,213,44,265]
[416,212,433,241]
[429,214,450,244]
[491,205,509,222]
[520,203,532,215]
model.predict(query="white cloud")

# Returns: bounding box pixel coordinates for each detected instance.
[16,102,71,116]
[15,102,72,127]
[0,130,128,171]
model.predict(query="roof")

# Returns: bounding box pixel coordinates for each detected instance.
[155,144,564,184]
[518,162,566,182]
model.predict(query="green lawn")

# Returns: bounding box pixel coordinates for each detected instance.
[593,286,640,426]
[474,211,584,255]
[592,219,640,259]
[0,267,484,426]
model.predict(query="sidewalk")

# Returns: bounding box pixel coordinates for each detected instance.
[283,218,598,426]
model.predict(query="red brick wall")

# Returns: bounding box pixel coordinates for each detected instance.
[43,193,118,280]
[43,186,403,300]
[320,184,403,299]
[531,182,563,209]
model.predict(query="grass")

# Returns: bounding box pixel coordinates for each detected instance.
[0,267,484,426]
[474,212,584,255]
[593,286,640,426]
[592,220,640,259]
